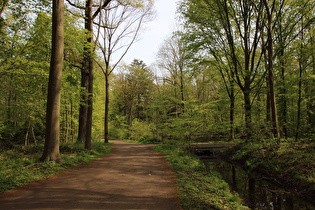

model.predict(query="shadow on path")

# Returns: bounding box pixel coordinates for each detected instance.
[0,141,180,210]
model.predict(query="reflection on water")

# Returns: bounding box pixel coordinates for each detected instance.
[203,158,315,210]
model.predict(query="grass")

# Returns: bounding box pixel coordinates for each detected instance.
[0,142,112,193]
[153,145,249,210]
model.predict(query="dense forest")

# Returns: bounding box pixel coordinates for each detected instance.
[1,0,315,157]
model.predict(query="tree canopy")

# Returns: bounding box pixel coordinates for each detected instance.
[1,0,315,155]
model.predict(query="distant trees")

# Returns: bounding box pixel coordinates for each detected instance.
[2,0,315,154]
[0,0,155,152]
[157,33,186,106]
[98,0,315,144]
[111,59,155,139]
[0,1,53,145]
[64,0,112,149]
[179,0,315,142]
[95,0,154,143]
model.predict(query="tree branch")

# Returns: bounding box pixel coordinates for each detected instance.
[65,0,85,10]
[92,0,112,20]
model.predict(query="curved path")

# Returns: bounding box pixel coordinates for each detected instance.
[0,141,180,210]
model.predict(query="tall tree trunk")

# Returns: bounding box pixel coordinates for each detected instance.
[229,82,235,140]
[7,74,13,126]
[279,48,287,138]
[295,22,305,142]
[85,0,93,149]
[86,62,93,149]
[64,105,69,142]
[77,71,88,143]
[278,10,288,138]
[263,0,281,143]
[266,35,281,142]
[307,37,315,129]
[104,69,109,143]
[40,0,64,162]
[295,60,303,141]
[243,85,252,140]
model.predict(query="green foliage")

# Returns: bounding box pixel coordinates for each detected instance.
[129,119,153,141]
[0,10,83,145]
[153,145,249,210]
[0,142,112,193]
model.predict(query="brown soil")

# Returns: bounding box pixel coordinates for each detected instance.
[0,141,180,210]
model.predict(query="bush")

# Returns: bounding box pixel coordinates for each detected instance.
[139,134,161,144]
[129,119,158,142]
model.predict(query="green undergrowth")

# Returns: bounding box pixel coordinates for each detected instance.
[225,140,315,199]
[153,145,249,210]
[0,142,112,193]
[122,138,161,144]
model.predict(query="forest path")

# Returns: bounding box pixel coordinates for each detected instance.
[0,140,180,210]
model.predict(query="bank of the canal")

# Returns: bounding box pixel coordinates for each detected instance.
[153,145,250,210]
[215,141,315,209]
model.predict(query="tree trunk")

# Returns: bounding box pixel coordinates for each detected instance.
[78,0,94,144]
[77,70,88,143]
[40,0,64,162]
[279,48,287,138]
[267,38,281,142]
[104,70,109,143]
[243,86,252,140]
[86,64,93,149]
[295,61,302,141]
[278,11,288,138]
[263,0,281,143]
[307,37,315,129]
[229,83,235,140]
[64,107,69,143]
[85,0,93,150]
[295,22,305,142]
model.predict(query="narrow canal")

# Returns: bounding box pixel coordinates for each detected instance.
[193,144,315,210]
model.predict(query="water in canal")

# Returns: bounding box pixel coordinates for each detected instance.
[202,157,315,210]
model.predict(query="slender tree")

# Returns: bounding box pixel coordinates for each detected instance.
[66,0,111,147]
[95,0,154,143]
[181,0,266,139]
[157,33,186,103]
[40,0,64,162]
[262,0,281,142]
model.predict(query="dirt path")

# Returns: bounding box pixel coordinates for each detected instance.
[0,141,180,210]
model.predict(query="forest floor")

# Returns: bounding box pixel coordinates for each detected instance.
[0,140,180,210]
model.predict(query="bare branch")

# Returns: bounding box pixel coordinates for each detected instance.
[65,0,85,10]
[92,0,112,20]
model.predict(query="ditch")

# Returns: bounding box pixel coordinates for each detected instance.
[198,154,315,210]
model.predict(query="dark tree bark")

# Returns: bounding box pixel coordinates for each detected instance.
[40,0,64,162]
[77,66,89,143]
[85,0,93,149]
[295,25,305,141]
[77,0,111,146]
[263,0,281,143]
[77,0,92,144]
[104,65,110,143]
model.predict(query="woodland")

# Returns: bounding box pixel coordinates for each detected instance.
[1,0,315,208]
[0,0,315,209]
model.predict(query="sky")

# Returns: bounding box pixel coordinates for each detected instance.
[120,0,178,66]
